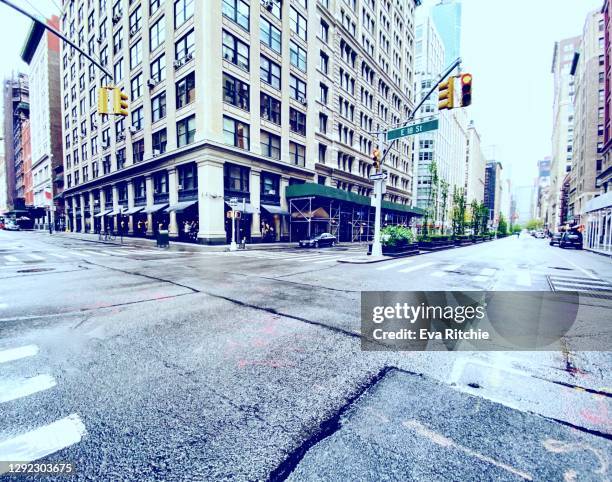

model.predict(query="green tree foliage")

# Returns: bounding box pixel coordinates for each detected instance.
[497,213,508,235]
[451,187,467,237]
[381,225,414,246]
[525,219,544,230]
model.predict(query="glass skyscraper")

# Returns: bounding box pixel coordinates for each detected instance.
[430,0,462,66]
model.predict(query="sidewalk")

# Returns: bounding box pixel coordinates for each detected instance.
[34,231,367,253]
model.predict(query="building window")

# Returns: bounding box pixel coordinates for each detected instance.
[154,171,168,194]
[176,71,196,108]
[290,41,307,71]
[320,51,329,74]
[318,143,327,163]
[113,29,123,55]
[133,139,145,162]
[151,92,167,122]
[260,93,281,124]
[174,0,194,28]
[289,141,305,167]
[152,128,167,154]
[320,83,328,104]
[150,54,166,82]
[223,116,250,149]
[134,177,146,201]
[223,73,250,110]
[224,163,250,194]
[131,106,144,131]
[261,172,280,200]
[260,56,281,89]
[175,29,194,61]
[320,20,329,42]
[103,155,111,174]
[289,108,306,135]
[289,75,307,102]
[150,17,165,51]
[177,114,196,147]
[289,7,307,41]
[129,5,142,32]
[115,117,125,141]
[131,73,143,99]
[222,0,249,30]
[114,59,123,81]
[150,0,162,15]
[260,17,281,53]
[222,30,249,71]
[117,147,126,169]
[319,113,328,134]
[260,131,281,160]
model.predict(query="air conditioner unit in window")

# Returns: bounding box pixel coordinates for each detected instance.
[152,149,161,157]
[129,27,138,37]
[129,126,138,134]
[117,133,125,141]
[96,36,103,44]
[147,78,158,88]
[173,59,183,69]
[185,52,193,62]
[298,96,307,106]
[112,12,122,24]
[102,140,110,149]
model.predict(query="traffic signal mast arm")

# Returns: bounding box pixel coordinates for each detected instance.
[0,0,113,81]
[378,57,462,167]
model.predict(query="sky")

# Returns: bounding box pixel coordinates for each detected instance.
[0,0,604,187]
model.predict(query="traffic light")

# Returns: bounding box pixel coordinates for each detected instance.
[460,73,472,107]
[372,149,382,172]
[438,76,455,110]
[97,86,112,114]
[112,87,129,116]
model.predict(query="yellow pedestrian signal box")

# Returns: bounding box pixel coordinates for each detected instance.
[97,86,112,114]
[438,77,455,110]
[97,86,129,116]
[113,88,129,116]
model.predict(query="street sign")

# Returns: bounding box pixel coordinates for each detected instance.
[370,172,388,181]
[386,119,439,141]
[229,197,238,208]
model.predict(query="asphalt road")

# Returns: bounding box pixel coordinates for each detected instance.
[0,230,610,481]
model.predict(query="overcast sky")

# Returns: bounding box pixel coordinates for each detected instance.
[0,0,603,186]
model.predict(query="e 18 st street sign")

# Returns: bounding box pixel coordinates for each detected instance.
[386,119,439,141]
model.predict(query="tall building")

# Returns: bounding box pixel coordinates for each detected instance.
[570,10,605,225]
[484,160,502,226]
[548,36,581,231]
[536,156,551,223]
[59,0,422,243]
[2,73,30,214]
[0,135,6,214]
[22,15,65,230]
[430,0,460,66]
[464,120,485,204]
[513,183,536,226]
[412,9,467,229]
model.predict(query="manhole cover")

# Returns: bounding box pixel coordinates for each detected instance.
[548,266,573,271]
[16,268,54,273]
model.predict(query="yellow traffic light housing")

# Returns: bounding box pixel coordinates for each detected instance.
[460,73,472,107]
[438,76,455,110]
[97,86,112,114]
[112,87,129,116]
[372,149,382,172]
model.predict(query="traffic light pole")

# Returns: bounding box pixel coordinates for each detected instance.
[0,0,114,81]
[370,57,462,257]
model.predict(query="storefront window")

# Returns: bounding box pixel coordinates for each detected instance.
[224,163,249,195]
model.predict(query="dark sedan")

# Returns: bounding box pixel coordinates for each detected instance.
[549,233,562,246]
[559,231,583,249]
[299,233,337,248]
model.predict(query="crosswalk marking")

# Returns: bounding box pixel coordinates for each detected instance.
[479,268,496,276]
[376,258,415,271]
[0,414,86,471]
[312,256,345,264]
[398,262,436,273]
[0,345,39,364]
[431,271,445,278]
[4,255,21,263]
[0,374,56,404]
[27,254,45,261]
[47,252,68,259]
[82,250,109,256]
[443,264,461,272]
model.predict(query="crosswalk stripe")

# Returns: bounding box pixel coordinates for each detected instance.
[431,271,445,278]
[0,345,39,364]
[47,252,68,259]
[398,262,436,273]
[552,281,612,290]
[101,250,129,256]
[312,256,345,264]
[479,268,496,276]
[443,264,461,272]
[4,255,21,263]
[27,254,45,261]
[0,374,56,404]
[473,275,488,283]
[0,414,86,470]
[376,259,415,271]
[82,250,109,256]
[516,272,532,287]
[554,285,612,293]
[549,278,611,287]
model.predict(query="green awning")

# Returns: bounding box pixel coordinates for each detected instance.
[285,183,425,216]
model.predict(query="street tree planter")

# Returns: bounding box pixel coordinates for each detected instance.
[418,240,454,251]
[369,242,419,257]
[453,238,473,247]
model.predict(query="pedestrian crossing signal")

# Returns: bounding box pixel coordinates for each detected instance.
[372,149,381,172]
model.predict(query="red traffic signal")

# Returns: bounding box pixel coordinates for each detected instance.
[460,73,472,107]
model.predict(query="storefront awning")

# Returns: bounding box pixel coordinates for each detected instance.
[107,207,127,216]
[94,209,113,218]
[261,204,289,216]
[164,200,198,213]
[124,206,145,215]
[291,207,330,219]
[144,203,169,214]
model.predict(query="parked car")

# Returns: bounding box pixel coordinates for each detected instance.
[534,231,546,238]
[4,220,20,231]
[299,232,337,248]
[549,233,562,246]
[559,231,583,249]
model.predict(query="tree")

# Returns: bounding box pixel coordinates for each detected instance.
[440,180,449,234]
[512,224,522,233]
[470,199,480,235]
[525,219,544,231]
[452,187,467,237]
[497,213,508,235]
[478,202,489,235]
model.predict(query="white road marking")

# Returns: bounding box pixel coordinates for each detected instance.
[4,255,21,263]
[0,375,56,404]
[47,252,68,259]
[312,256,345,264]
[431,271,445,278]
[472,275,488,283]
[398,262,436,273]
[549,278,611,287]
[82,250,109,256]
[443,264,461,272]
[376,259,415,271]
[27,254,45,261]
[516,272,532,287]
[0,345,39,364]
[479,268,496,276]
[0,414,86,470]
[100,250,129,256]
